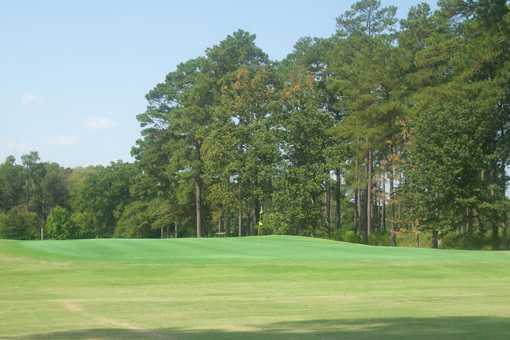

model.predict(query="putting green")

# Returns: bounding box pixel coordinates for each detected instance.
[1,236,509,339]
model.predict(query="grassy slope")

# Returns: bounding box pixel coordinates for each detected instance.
[1,236,509,339]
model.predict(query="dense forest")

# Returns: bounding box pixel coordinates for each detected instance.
[1,0,509,249]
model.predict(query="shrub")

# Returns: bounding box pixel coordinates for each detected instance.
[395,230,432,248]
[46,206,78,240]
[71,211,96,239]
[368,231,391,246]
[334,228,362,243]
[115,201,153,238]
[263,212,289,235]
[442,231,487,250]
[0,207,39,240]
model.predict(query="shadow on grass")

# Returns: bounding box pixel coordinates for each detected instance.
[9,316,510,340]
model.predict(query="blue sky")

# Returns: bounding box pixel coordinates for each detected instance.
[1,0,436,167]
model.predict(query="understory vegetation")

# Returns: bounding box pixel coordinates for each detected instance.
[1,0,509,249]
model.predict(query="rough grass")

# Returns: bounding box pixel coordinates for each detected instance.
[1,236,509,339]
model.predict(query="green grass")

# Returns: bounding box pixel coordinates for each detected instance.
[1,235,510,339]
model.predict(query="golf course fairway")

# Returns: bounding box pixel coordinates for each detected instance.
[1,235,509,339]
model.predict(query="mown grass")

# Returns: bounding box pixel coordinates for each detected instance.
[1,236,509,339]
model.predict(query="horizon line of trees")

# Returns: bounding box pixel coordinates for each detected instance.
[1,0,509,249]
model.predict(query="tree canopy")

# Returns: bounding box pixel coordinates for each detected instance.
[1,0,509,249]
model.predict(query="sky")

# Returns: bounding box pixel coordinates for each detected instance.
[1,0,437,168]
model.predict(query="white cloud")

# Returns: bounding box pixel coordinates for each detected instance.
[84,116,115,130]
[47,135,80,146]
[21,93,42,108]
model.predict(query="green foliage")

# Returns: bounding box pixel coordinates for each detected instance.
[70,162,137,238]
[0,207,39,240]
[115,199,174,238]
[263,212,290,235]
[441,231,488,250]
[70,211,96,239]
[1,1,509,250]
[368,231,392,246]
[115,201,154,238]
[336,0,397,37]
[46,206,77,240]
[335,228,362,243]
[0,156,25,211]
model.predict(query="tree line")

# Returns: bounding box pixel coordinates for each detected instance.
[1,0,509,249]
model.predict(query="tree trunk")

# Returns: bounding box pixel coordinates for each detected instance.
[238,206,242,237]
[398,170,403,224]
[367,147,373,240]
[390,229,397,247]
[382,176,386,232]
[390,170,395,230]
[390,145,396,231]
[195,180,202,238]
[361,188,368,243]
[354,187,360,234]
[355,156,361,233]
[194,140,203,238]
[218,209,222,234]
[502,226,509,250]
[238,183,242,237]
[225,211,230,236]
[325,184,331,238]
[250,209,254,236]
[492,225,500,250]
[432,230,439,249]
[255,203,260,226]
[335,169,341,233]
[174,222,178,239]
